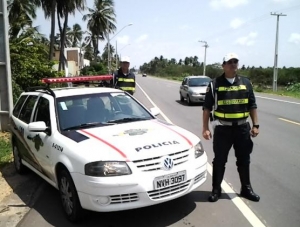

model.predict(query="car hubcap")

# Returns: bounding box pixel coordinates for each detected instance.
[60,177,73,215]
[13,146,21,170]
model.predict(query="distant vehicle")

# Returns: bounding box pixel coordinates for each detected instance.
[142,73,147,77]
[10,75,208,222]
[179,75,211,105]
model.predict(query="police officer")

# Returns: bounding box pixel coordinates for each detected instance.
[111,56,136,95]
[202,53,260,202]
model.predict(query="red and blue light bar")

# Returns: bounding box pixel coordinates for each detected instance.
[41,75,113,84]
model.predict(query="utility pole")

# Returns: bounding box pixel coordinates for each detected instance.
[199,40,208,76]
[0,0,13,131]
[116,40,118,69]
[271,12,286,92]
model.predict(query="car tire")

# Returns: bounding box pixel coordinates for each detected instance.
[187,95,193,106]
[13,143,27,174]
[180,93,184,102]
[58,169,84,222]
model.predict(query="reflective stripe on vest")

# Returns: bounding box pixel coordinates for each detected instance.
[217,98,248,105]
[218,85,246,91]
[214,111,249,119]
[120,87,135,91]
[118,78,135,82]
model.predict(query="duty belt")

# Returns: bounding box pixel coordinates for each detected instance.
[218,119,247,126]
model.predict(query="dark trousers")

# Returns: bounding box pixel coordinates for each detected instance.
[213,122,253,167]
[212,122,253,190]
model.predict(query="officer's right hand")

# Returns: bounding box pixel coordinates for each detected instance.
[202,129,212,140]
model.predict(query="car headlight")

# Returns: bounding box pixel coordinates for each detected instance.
[194,141,205,158]
[85,161,132,177]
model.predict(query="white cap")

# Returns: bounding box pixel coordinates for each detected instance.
[120,56,130,63]
[223,53,239,62]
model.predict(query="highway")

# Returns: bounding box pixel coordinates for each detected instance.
[18,74,300,227]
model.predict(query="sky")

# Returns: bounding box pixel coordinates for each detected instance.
[34,0,300,68]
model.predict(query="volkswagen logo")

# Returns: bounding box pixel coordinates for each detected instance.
[162,156,174,171]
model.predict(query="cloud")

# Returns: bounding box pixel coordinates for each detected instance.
[179,24,192,30]
[116,35,129,44]
[235,32,258,46]
[210,0,249,10]
[135,34,148,43]
[288,33,300,44]
[230,18,244,29]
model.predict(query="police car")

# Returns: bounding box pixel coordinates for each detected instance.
[10,76,207,222]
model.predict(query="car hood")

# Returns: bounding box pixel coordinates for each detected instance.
[73,119,199,162]
[188,86,207,93]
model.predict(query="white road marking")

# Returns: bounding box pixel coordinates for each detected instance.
[256,96,300,105]
[136,82,266,227]
[278,118,300,126]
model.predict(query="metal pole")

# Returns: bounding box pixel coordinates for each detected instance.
[0,0,13,131]
[203,43,207,76]
[271,12,286,92]
[116,40,118,69]
[199,40,208,76]
[107,35,110,74]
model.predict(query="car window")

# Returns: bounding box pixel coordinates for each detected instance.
[13,95,28,117]
[188,78,211,87]
[18,95,38,124]
[56,92,153,130]
[34,97,51,127]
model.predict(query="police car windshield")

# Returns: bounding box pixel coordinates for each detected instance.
[188,78,210,87]
[56,92,154,131]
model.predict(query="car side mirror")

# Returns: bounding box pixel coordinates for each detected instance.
[28,121,50,134]
[150,107,160,116]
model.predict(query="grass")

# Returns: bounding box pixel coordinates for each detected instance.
[0,132,13,168]
[254,87,300,99]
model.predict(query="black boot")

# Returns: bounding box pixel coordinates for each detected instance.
[208,166,225,202]
[238,165,260,202]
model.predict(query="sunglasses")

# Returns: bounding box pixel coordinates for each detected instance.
[226,59,239,64]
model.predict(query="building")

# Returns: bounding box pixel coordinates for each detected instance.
[53,47,90,76]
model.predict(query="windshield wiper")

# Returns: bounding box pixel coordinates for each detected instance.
[107,117,149,124]
[63,122,115,131]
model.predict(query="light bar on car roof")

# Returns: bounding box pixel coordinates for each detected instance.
[41,75,113,84]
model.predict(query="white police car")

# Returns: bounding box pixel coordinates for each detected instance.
[10,76,207,222]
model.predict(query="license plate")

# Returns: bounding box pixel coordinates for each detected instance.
[154,171,186,190]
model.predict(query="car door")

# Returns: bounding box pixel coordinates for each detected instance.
[12,95,43,171]
[26,95,56,181]
[181,77,189,98]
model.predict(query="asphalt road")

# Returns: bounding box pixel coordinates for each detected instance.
[18,74,300,227]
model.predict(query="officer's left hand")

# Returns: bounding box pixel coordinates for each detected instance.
[250,127,259,137]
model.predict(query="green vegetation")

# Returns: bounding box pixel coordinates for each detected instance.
[139,56,300,99]
[0,133,12,168]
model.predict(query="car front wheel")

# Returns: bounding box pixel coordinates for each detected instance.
[180,92,184,102]
[58,169,83,222]
[187,95,193,106]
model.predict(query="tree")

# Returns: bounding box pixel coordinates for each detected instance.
[9,27,62,101]
[67,23,84,47]
[56,0,86,71]
[7,0,41,38]
[83,0,117,61]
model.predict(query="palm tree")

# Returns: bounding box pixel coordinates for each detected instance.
[37,0,57,61]
[7,0,40,38]
[67,23,84,47]
[56,0,86,70]
[83,0,117,61]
